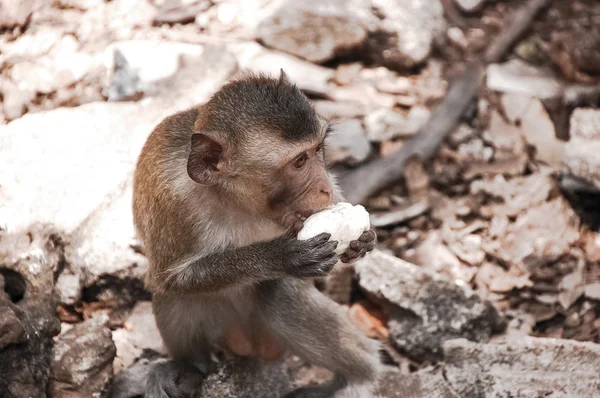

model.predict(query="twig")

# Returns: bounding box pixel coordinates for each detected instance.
[339,0,554,204]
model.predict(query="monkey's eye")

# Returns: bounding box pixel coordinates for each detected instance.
[294,153,308,168]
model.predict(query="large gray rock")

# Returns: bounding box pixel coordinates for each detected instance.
[257,0,367,64]
[50,317,117,398]
[0,225,62,398]
[443,338,600,397]
[355,250,505,360]
[0,45,237,303]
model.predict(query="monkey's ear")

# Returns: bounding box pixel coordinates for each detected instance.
[278,69,291,85]
[187,133,226,185]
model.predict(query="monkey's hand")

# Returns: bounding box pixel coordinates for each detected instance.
[284,233,339,278]
[340,228,376,263]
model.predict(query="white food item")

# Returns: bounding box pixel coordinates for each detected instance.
[297,202,371,255]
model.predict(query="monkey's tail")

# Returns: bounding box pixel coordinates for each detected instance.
[146,360,204,398]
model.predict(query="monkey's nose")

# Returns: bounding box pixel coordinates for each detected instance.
[320,186,333,204]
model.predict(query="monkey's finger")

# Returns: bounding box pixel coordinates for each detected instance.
[359,229,376,242]
[292,219,305,234]
[349,241,365,251]
[364,241,375,252]
[320,256,339,273]
[309,232,332,244]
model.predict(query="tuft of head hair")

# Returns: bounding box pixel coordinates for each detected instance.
[204,70,321,144]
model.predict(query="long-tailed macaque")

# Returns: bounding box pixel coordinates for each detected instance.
[131,71,380,397]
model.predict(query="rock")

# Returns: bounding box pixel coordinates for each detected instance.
[470,172,555,218]
[365,106,431,142]
[373,368,456,398]
[56,0,104,9]
[369,200,430,228]
[557,250,586,309]
[454,0,486,13]
[200,358,292,398]
[0,25,63,61]
[329,83,396,111]
[313,100,365,120]
[584,283,600,301]
[112,301,165,373]
[565,108,600,189]
[476,262,533,294]
[355,249,505,360]
[569,108,600,140]
[50,317,116,398]
[104,49,145,101]
[487,59,562,100]
[76,0,157,45]
[154,0,212,25]
[64,176,149,300]
[492,198,580,269]
[0,78,35,120]
[482,110,527,174]
[0,226,62,398]
[325,119,370,166]
[409,231,475,286]
[0,0,41,29]
[502,93,565,167]
[229,42,333,96]
[257,0,367,64]
[374,76,412,95]
[9,35,95,93]
[102,40,204,92]
[367,0,446,69]
[55,272,82,306]
[443,337,600,397]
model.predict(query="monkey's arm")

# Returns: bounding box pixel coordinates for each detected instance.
[160,233,337,295]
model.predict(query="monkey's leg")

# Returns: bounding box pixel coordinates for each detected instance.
[257,279,382,398]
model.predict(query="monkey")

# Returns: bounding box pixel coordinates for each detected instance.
[131,70,381,398]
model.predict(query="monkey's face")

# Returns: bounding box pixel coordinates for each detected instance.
[263,138,334,230]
